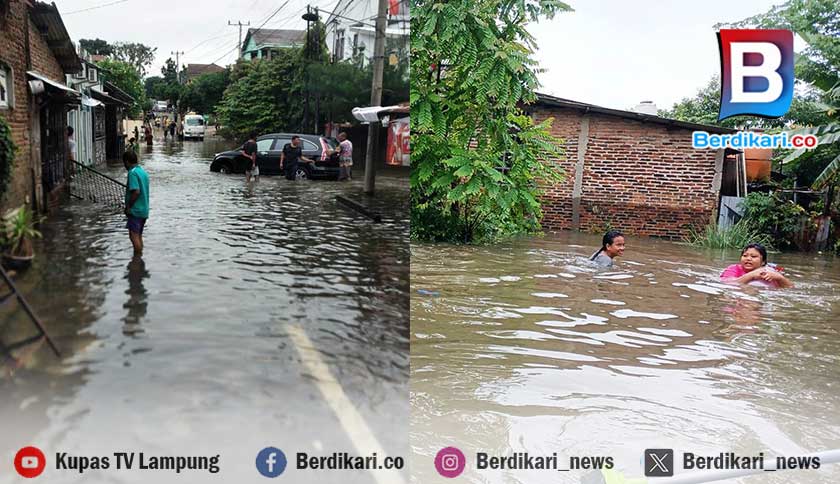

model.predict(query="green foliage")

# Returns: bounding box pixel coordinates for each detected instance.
[2,205,42,257]
[112,42,157,78]
[684,220,773,250]
[307,61,408,124]
[79,38,113,56]
[96,59,147,118]
[411,0,571,243]
[741,192,814,249]
[302,20,329,62]
[181,70,231,115]
[0,115,16,203]
[216,54,304,140]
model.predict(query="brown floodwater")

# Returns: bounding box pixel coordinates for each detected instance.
[0,136,409,483]
[411,231,840,483]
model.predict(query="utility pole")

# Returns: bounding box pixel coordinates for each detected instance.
[313,6,320,134]
[171,51,184,83]
[363,0,388,195]
[228,20,251,57]
[302,6,311,133]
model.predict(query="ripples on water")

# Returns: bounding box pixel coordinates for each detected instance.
[411,232,840,483]
[0,140,408,483]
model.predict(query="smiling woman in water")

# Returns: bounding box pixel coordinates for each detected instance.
[590,230,625,268]
[721,243,793,288]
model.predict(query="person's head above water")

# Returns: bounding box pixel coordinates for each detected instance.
[739,242,768,271]
[591,230,625,260]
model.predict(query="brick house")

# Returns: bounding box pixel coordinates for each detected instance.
[530,93,743,239]
[0,0,82,213]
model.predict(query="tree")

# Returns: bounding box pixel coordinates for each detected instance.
[112,42,157,78]
[181,70,231,115]
[144,76,165,98]
[411,0,571,243]
[96,59,147,118]
[216,54,304,140]
[79,38,113,56]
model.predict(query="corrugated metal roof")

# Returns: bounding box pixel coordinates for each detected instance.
[534,93,738,135]
[29,2,82,73]
[244,28,306,50]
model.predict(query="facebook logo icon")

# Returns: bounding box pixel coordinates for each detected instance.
[718,29,794,120]
[256,447,287,478]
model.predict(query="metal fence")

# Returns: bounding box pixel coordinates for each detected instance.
[69,161,126,210]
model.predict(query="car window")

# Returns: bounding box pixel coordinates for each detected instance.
[186,118,204,126]
[272,139,291,151]
[302,139,319,151]
[257,139,273,151]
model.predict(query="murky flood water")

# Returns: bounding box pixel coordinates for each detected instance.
[0,137,409,483]
[411,232,840,483]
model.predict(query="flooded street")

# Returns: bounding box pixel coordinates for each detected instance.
[411,232,840,483]
[0,138,409,483]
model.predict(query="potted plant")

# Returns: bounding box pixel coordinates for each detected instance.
[1,205,42,270]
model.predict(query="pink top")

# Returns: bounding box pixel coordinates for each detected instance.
[721,264,779,287]
[720,264,747,280]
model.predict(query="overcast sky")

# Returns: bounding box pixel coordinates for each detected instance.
[529,0,801,111]
[59,0,343,78]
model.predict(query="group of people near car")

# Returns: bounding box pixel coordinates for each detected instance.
[590,230,793,288]
[240,132,354,183]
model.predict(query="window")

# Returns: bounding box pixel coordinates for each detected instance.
[0,63,12,109]
[186,118,204,126]
[273,139,291,151]
[257,139,274,151]
[87,67,97,82]
[352,33,359,58]
[302,139,319,151]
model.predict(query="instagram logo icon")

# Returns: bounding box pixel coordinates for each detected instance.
[435,447,466,478]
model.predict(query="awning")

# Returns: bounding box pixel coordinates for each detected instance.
[90,86,130,107]
[26,71,81,104]
[82,97,103,108]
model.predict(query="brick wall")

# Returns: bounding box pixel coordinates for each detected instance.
[533,106,721,239]
[0,0,67,212]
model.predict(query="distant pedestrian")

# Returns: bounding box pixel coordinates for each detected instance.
[169,121,176,139]
[123,149,150,256]
[280,136,314,181]
[67,126,76,175]
[336,132,353,181]
[144,125,153,146]
[133,125,140,142]
[242,132,259,182]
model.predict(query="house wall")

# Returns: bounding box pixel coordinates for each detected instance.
[0,0,66,213]
[326,0,408,65]
[532,106,722,239]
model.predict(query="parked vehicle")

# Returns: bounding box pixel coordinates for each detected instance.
[184,114,206,141]
[210,133,340,179]
[154,100,168,112]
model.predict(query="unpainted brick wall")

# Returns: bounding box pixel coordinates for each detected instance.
[0,0,66,212]
[532,106,720,239]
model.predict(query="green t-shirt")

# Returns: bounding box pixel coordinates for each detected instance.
[125,165,150,218]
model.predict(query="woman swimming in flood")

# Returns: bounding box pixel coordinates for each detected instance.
[590,230,625,268]
[721,243,793,288]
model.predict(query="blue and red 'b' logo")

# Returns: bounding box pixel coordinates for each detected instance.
[718,29,793,121]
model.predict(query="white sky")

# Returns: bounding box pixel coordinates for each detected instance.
[529,0,802,112]
[58,0,344,78]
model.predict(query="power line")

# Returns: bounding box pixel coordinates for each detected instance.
[63,0,130,15]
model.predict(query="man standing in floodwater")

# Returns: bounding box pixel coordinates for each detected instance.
[123,150,150,256]
[280,135,314,181]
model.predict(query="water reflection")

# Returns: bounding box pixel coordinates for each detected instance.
[123,256,148,335]
[411,232,840,483]
[1,138,409,483]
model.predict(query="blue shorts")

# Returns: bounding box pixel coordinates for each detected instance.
[127,215,147,235]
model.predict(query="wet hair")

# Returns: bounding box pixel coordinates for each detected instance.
[249,131,257,140]
[67,126,74,136]
[741,243,767,265]
[291,135,300,141]
[123,149,138,165]
[590,230,624,260]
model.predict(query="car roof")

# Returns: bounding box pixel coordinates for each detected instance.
[258,133,322,141]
